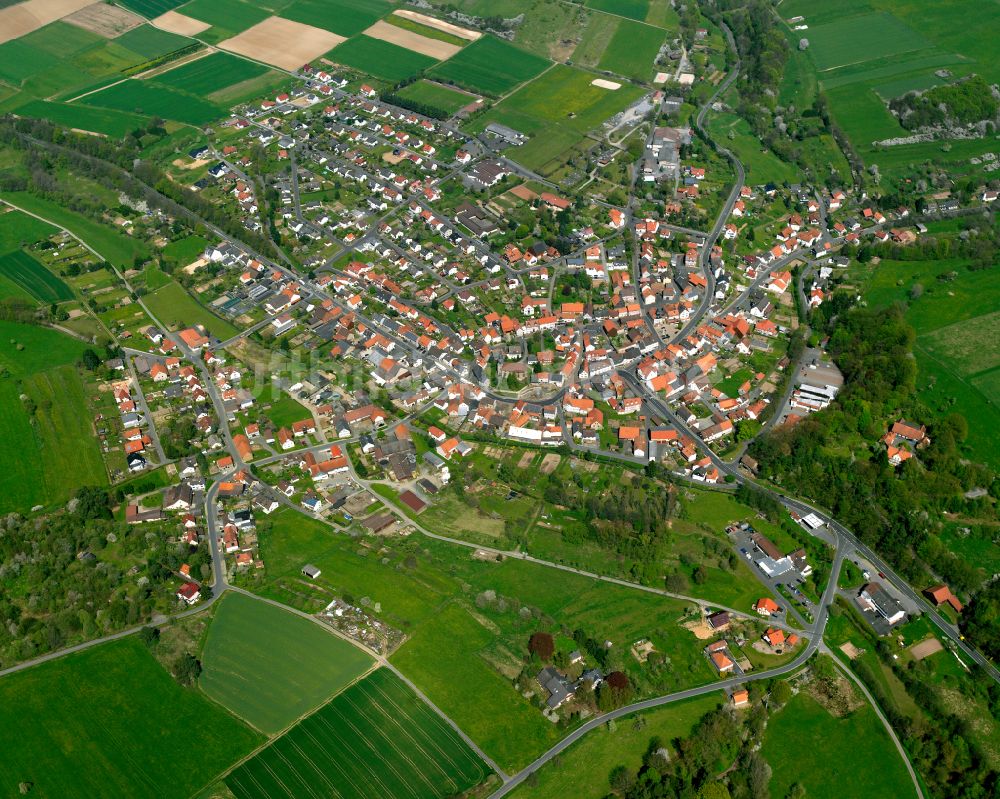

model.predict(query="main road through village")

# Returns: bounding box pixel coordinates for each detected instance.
[0,21,985,799]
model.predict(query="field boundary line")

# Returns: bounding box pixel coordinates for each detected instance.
[194,659,382,798]
[64,77,133,104]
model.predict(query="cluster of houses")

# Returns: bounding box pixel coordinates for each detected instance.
[110,377,155,473]
[883,419,930,467]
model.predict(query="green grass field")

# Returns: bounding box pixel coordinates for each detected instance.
[79,80,224,126]
[585,0,648,21]
[115,24,193,59]
[119,0,189,18]
[571,13,620,68]
[143,279,239,339]
[0,323,108,513]
[200,592,373,734]
[0,22,190,105]
[0,250,73,303]
[761,691,916,799]
[327,35,438,82]
[0,209,55,252]
[397,79,474,114]
[255,505,717,774]
[176,0,269,36]
[391,602,561,773]
[596,18,664,81]
[428,35,550,96]
[279,0,391,37]
[266,392,312,428]
[471,64,643,172]
[0,191,150,268]
[510,694,720,799]
[804,12,931,72]
[0,636,263,799]
[161,234,210,266]
[780,0,1000,176]
[226,668,490,799]
[707,112,799,184]
[13,99,146,138]
[153,51,272,96]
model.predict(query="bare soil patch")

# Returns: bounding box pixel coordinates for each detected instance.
[839,641,864,660]
[392,9,480,40]
[591,78,621,90]
[516,450,534,469]
[0,0,94,44]
[218,16,345,72]
[909,637,944,661]
[363,19,461,60]
[150,9,210,36]
[539,453,561,474]
[682,618,716,639]
[806,674,864,717]
[65,2,143,37]
[172,157,211,170]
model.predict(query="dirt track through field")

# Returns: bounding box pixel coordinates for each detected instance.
[218,16,345,72]
[392,9,480,40]
[0,0,95,44]
[363,19,462,60]
[151,10,210,37]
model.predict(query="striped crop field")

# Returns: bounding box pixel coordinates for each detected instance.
[0,250,73,302]
[226,668,491,799]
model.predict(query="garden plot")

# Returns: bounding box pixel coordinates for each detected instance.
[218,16,344,71]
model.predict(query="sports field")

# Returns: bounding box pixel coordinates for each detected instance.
[142,278,240,339]
[327,35,438,82]
[0,637,263,799]
[397,79,473,115]
[471,64,644,173]
[226,668,490,799]
[279,0,391,38]
[153,51,272,96]
[200,592,373,734]
[761,692,916,799]
[0,250,73,303]
[428,35,550,96]
[79,79,224,125]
